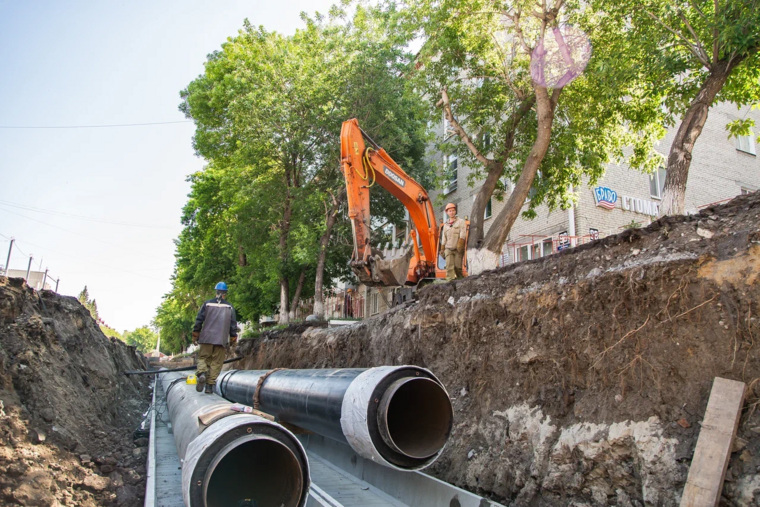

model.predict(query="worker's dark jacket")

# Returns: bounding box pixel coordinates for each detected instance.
[193,298,238,347]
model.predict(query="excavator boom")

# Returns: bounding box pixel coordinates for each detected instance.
[340,119,441,286]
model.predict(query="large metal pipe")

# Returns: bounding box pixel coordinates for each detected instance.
[216,365,453,470]
[158,371,310,507]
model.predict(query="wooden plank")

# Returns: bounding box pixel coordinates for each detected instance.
[681,377,746,507]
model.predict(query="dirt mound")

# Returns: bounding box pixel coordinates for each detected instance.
[0,278,150,506]
[233,191,760,506]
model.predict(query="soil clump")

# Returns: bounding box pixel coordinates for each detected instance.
[0,278,151,506]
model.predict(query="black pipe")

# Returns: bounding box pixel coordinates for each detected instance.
[216,366,453,470]
[158,371,310,507]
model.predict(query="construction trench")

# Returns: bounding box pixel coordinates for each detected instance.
[1,190,760,506]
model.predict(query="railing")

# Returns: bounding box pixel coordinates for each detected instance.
[325,289,364,319]
[501,232,602,266]
[288,289,365,321]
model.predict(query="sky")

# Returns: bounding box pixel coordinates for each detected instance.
[0,0,337,332]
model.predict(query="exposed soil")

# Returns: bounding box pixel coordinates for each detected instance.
[1,191,759,506]
[0,278,151,506]
[233,191,760,506]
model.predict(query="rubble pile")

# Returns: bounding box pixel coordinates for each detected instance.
[0,278,150,506]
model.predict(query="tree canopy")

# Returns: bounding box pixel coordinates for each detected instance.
[123,326,159,354]
[155,4,430,352]
[596,0,760,215]
[77,286,99,321]
[398,0,665,271]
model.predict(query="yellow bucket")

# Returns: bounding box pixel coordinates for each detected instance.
[186,374,197,385]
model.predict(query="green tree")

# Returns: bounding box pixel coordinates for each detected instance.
[77,285,100,321]
[180,23,339,324]
[401,0,663,273]
[99,325,123,340]
[169,3,429,330]
[600,0,760,215]
[124,326,159,354]
[153,290,196,353]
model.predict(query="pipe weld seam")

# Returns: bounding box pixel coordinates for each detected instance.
[253,367,287,410]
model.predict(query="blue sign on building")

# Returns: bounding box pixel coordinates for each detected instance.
[594,186,618,210]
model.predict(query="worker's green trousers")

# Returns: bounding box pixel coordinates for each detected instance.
[444,248,464,280]
[197,343,226,385]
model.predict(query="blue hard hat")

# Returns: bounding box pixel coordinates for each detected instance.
[215,282,228,291]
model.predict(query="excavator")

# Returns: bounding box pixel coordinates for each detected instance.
[340,118,469,288]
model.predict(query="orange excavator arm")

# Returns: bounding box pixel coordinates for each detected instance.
[340,118,440,286]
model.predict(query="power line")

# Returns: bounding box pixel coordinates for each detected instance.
[0,233,166,282]
[0,208,171,259]
[0,120,192,129]
[0,207,124,247]
[0,199,177,230]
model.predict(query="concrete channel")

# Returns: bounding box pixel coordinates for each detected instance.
[143,375,505,507]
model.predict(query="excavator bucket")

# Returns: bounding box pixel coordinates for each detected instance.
[351,245,413,287]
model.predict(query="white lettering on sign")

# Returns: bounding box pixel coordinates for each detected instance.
[621,195,659,217]
[383,166,405,187]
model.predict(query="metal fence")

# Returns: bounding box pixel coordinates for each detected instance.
[502,232,602,266]
[289,289,365,321]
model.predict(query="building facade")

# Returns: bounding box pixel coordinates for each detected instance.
[5,269,54,291]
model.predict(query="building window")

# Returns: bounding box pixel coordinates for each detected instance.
[443,115,455,139]
[370,291,379,315]
[482,132,491,151]
[484,198,492,219]
[736,134,757,155]
[444,154,458,194]
[526,171,542,202]
[542,239,553,256]
[649,167,667,199]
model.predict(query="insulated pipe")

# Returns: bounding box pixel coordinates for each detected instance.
[216,366,453,470]
[158,371,310,507]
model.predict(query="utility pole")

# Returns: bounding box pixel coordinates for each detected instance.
[41,269,48,291]
[55,278,60,292]
[3,238,13,276]
[25,255,33,284]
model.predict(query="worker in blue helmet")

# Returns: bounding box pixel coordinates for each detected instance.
[192,282,238,394]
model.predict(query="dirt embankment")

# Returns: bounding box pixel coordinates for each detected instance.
[234,191,760,506]
[0,278,150,506]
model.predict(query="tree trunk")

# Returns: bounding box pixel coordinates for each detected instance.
[279,278,289,324]
[278,190,293,325]
[469,161,502,245]
[288,270,307,321]
[469,86,561,275]
[313,190,344,320]
[660,60,738,215]
[468,97,535,248]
